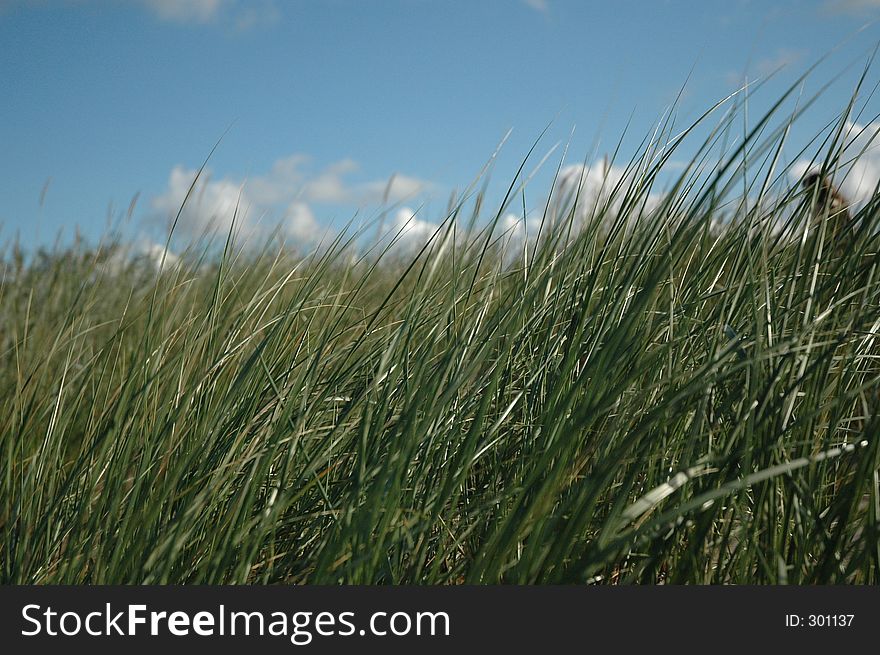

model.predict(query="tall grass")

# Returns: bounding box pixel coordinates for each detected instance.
[2,77,879,584]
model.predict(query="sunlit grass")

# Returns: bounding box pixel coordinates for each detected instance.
[2,73,879,584]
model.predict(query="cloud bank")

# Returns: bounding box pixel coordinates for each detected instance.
[549,159,663,231]
[824,0,880,14]
[139,0,279,28]
[142,0,225,24]
[790,120,880,210]
[522,0,549,12]
[390,207,441,251]
[150,155,434,247]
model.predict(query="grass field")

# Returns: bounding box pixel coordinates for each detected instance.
[3,79,880,584]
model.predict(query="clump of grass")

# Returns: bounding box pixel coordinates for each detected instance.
[2,73,879,584]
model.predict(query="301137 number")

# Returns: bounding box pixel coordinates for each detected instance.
[808,614,854,627]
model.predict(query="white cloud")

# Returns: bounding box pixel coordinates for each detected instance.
[493,211,537,259]
[139,240,180,269]
[754,48,805,76]
[501,212,526,240]
[141,0,226,24]
[725,48,805,86]
[232,2,279,30]
[152,165,249,236]
[498,211,541,246]
[549,158,662,232]
[245,154,310,205]
[139,0,278,28]
[391,206,440,250]
[523,0,549,12]
[358,174,433,204]
[824,0,880,13]
[299,162,432,205]
[150,155,434,246]
[790,120,880,210]
[301,159,361,203]
[841,122,880,205]
[240,155,431,207]
[283,201,321,243]
[0,0,278,27]
[99,239,179,276]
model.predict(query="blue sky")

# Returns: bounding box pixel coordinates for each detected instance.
[2,0,880,251]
